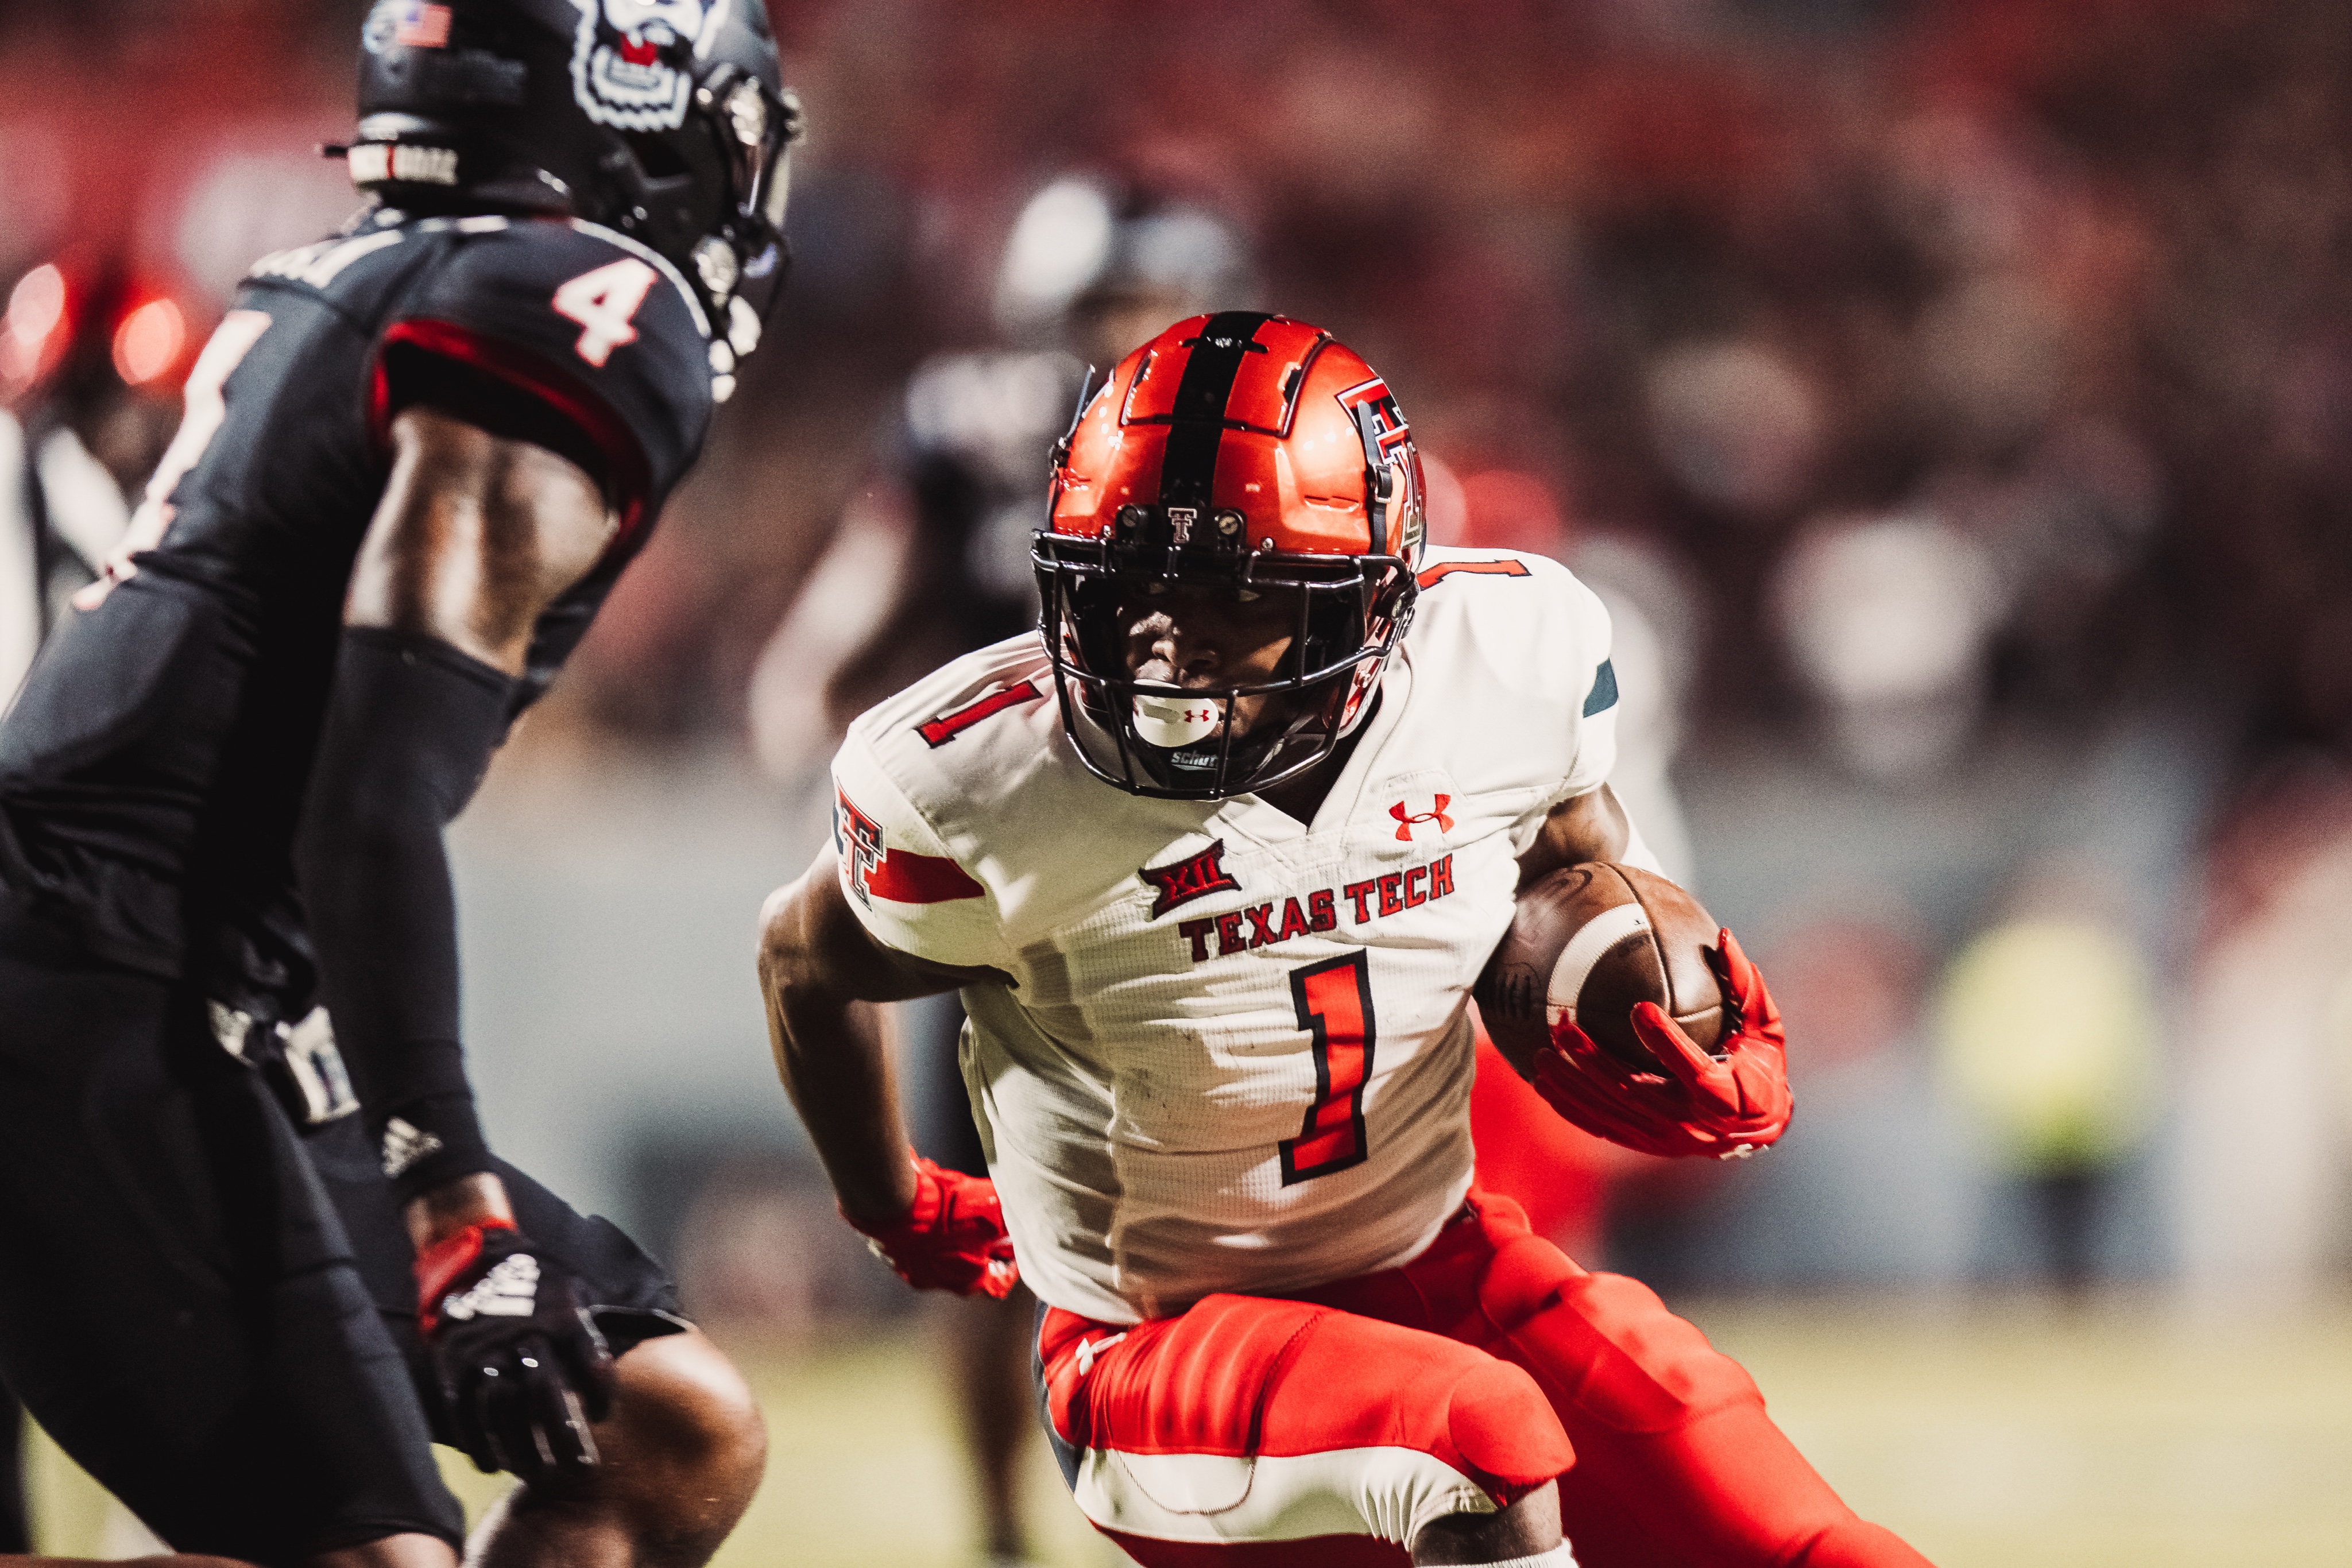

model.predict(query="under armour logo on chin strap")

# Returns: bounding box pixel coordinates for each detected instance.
[1390,795,1454,842]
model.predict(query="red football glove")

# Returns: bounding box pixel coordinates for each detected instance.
[1529,927,1793,1160]
[845,1156,1020,1297]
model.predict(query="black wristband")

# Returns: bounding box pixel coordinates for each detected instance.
[368,1037,498,1201]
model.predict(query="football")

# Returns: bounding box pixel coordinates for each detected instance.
[1475,862,1728,1074]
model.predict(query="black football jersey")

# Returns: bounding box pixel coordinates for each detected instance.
[0,210,716,1011]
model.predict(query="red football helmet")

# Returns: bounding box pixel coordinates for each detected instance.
[1034,312,1426,798]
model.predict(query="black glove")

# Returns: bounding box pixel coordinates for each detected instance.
[415,1219,616,1478]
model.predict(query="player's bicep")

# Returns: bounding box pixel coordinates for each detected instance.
[346,405,614,673]
[1515,784,1635,888]
[760,847,1001,1009]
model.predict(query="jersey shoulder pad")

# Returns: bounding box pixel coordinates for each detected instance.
[835,634,1209,957]
[1407,548,1619,806]
[830,637,1056,970]
[381,217,715,513]
[248,222,431,307]
[831,725,1011,973]
[1411,548,1614,713]
[842,634,1064,835]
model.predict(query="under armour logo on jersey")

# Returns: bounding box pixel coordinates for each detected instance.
[1140,839,1243,919]
[1390,795,1454,842]
[381,1116,445,1178]
[441,1253,540,1322]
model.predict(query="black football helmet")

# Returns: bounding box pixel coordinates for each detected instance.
[348,0,800,340]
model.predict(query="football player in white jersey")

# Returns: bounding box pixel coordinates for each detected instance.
[759,315,1933,1568]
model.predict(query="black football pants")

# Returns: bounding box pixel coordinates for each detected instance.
[0,892,684,1565]
[0,1377,25,1553]
[0,893,462,1562]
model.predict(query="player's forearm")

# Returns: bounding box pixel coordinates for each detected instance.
[296,626,512,1195]
[775,996,921,1228]
[758,883,921,1226]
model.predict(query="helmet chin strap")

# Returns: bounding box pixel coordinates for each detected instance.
[1352,406,1394,556]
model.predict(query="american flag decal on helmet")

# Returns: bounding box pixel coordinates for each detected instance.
[394,2,451,48]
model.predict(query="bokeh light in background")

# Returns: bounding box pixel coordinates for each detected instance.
[108,297,182,386]
[0,263,67,395]
[6,0,2352,1563]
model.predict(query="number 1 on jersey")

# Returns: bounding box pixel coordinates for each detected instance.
[552,258,658,367]
[1281,951,1376,1184]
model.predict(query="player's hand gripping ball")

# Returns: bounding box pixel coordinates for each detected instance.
[1475,863,1793,1159]
[415,1218,617,1479]
[846,1156,1021,1297]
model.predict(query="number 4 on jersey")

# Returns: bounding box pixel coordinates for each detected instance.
[552,258,658,367]
[1280,951,1376,1184]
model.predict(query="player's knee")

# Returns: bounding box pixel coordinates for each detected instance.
[608,1330,768,1503]
[1491,1252,1762,1435]
[1441,1358,1573,1503]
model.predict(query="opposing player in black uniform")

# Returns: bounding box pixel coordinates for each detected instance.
[0,4,796,1565]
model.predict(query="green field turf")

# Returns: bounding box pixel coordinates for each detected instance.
[28,1292,2352,1566]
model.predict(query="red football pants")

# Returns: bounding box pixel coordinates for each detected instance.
[1038,1191,1931,1567]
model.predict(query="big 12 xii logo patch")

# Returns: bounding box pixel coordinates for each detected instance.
[571,0,728,133]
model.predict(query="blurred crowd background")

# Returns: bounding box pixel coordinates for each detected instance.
[6,0,2352,1557]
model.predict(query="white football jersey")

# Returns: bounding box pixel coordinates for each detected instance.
[830,548,1619,1323]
